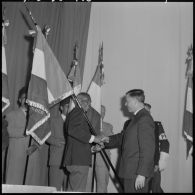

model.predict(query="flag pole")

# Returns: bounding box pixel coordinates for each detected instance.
[23,5,50,184]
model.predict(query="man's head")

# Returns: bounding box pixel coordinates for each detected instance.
[77,92,91,112]
[125,89,145,113]
[144,103,151,113]
[101,105,106,119]
[17,87,27,108]
[60,97,71,115]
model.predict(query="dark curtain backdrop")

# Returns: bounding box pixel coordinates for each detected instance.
[2,2,91,112]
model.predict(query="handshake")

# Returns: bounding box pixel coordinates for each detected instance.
[91,135,110,153]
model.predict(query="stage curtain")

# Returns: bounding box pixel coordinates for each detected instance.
[2,2,91,111]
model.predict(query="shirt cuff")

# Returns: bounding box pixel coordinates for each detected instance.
[89,135,95,143]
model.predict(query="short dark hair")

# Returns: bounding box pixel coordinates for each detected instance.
[17,87,27,107]
[77,92,91,103]
[126,89,145,103]
[60,97,71,107]
[18,87,27,100]
[144,103,151,109]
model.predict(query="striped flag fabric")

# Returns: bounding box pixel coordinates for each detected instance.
[26,25,73,145]
[87,44,104,114]
[183,45,193,157]
[2,20,10,113]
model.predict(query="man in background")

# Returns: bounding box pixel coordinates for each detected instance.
[95,105,113,192]
[47,98,70,191]
[144,103,170,193]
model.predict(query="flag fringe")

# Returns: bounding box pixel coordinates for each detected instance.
[2,96,10,112]
[49,90,73,107]
[184,131,193,142]
[26,99,50,135]
[27,130,51,145]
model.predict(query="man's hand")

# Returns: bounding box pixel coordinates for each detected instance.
[26,144,39,155]
[93,135,106,144]
[159,152,169,171]
[135,175,145,190]
[91,143,105,153]
[101,136,110,143]
[159,159,167,171]
[154,165,159,172]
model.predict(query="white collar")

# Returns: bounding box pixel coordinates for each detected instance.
[134,108,143,115]
[61,114,66,121]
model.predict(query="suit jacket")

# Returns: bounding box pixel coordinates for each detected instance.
[87,106,101,136]
[47,114,65,166]
[106,108,155,179]
[63,107,93,166]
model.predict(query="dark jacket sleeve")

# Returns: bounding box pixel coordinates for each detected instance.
[67,109,91,144]
[156,121,170,154]
[136,116,155,177]
[105,132,123,149]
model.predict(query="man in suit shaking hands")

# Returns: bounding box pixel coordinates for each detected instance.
[62,92,104,192]
[100,89,156,193]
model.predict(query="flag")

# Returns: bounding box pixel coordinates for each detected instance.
[87,43,104,114]
[26,26,73,145]
[2,20,10,113]
[67,44,82,112]
[68,60,82,95]
[183,45,193,158]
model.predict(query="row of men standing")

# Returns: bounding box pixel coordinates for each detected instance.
[2,88,113,192]
[2,88,170,193]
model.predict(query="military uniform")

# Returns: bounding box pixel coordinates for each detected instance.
[149,121,170,193]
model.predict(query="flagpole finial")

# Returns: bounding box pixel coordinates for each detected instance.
[2,6,9,27]
[43,25,51,39]
[73,42,79,66]
[24,3,37,27]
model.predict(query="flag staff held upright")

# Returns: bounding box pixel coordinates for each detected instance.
[24,4,123,191]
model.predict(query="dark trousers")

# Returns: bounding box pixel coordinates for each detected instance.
[66,165,89,192]
[49,166,68,191]
[124,177,151,193]
[149,170,164,193]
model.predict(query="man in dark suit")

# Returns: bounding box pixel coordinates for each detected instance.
[62,92,104,192]
[98,89,155,193]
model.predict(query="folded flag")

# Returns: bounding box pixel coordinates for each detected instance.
[67,44,82,112]
[26,25,73,145]
[2,19,10,113]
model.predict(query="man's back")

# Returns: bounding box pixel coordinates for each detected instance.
[63,107,92,166]
[119,108,155,179]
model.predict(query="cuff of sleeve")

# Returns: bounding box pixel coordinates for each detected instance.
[89,135,95,143]
[160,151,169,161]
